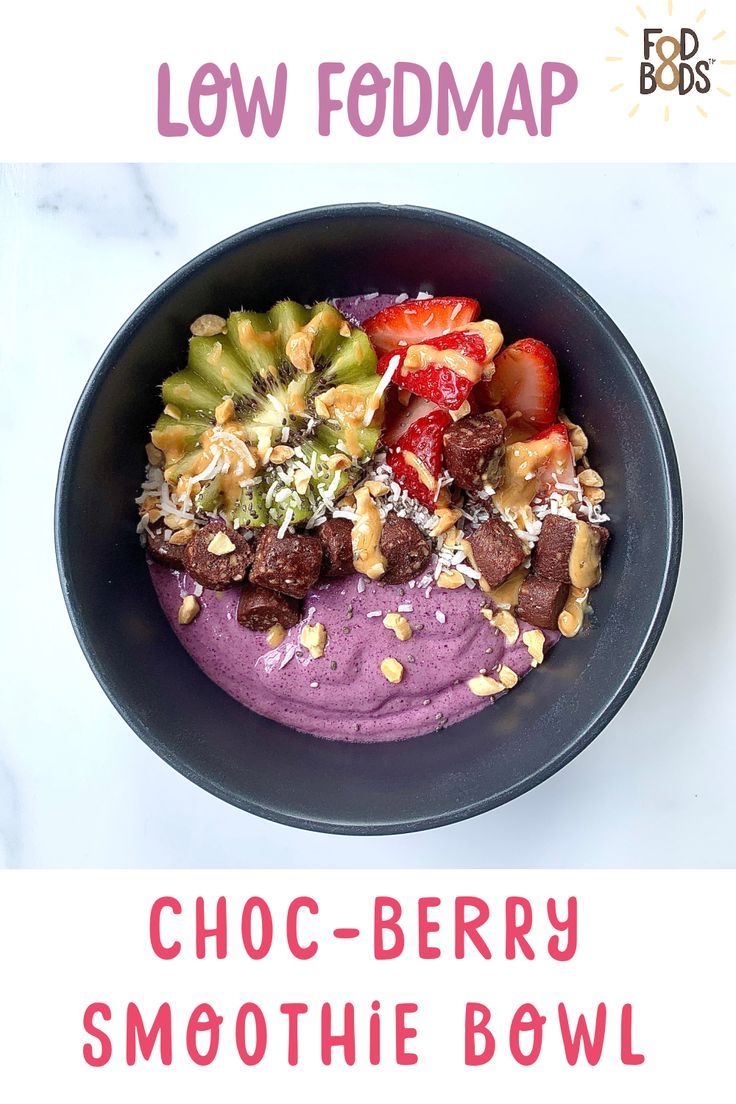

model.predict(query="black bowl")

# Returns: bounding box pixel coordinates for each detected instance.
[55,204,682,835]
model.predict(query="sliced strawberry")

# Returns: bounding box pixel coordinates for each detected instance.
[387,409,451,509]
[364,296,480,355]
[381,393,441,448]
[484,338,560,428]
[529,422,577,497]
[377,330,487,411]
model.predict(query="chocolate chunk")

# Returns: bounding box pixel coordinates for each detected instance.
[533,515,609,585]
[469,517,527,588]
[442,413,505,492]
[516,574,568,630]
[237,584,302,632]
[183,521,254,590]
[318,517,355,578]
[379,511,431,585]
[145,524,188,570]
[250,525,323,599]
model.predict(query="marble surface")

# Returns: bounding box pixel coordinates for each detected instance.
[0,163,733,868]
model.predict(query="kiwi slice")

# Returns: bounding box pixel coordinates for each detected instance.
[151,300,383,527]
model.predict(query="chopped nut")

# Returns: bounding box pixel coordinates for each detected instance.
[437,569,466,590]
[269,445,295,464]
[146,507,163,524]
[326,453,351,471]
[177,595,200,625]
[430,507,464,538]
[467,674,505,697]
[449,400,472,421]
[560,411,588,461]
[145,442,164,467]
[293,468,312,495]
[484,608,520,644]
[579,468,604,488]
[190,313,227,337]
[300,622,327,659]
[266,624,286,648]
[380,657,404,684]
[164,513,192,531]
[169,525,196,545]
[214,396,235,425]
[363,480,390,497]
[497,664,519,689]
[522,629,546,667]
[163,403,181,420]
[207,531,236,556]
[558,586,589,638]
[314,393,333,419]
[383,612,412,641]
[586,487,606,505]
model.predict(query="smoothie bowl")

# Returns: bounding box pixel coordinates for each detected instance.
[55,205,681,833]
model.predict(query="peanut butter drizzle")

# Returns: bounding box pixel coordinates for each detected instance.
[568,521,602,589]
[151,422,193,465]
[402,319,503,382]
[493,429,568,529]
[558,586,589,638]
[318,383,373,458]
[402,449,437,493]
[403,343,483,382]
[489,565,528,608]
[351,487,386,580]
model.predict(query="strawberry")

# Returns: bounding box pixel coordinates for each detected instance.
[381,393,441,448]
[364,296,480,355]
[377,330,487,411]
[482,338,560,428]
[529,422,577,497]
[387,409,452,509]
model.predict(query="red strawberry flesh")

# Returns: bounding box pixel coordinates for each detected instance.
[485,337,560,428]
[378,330,487,411]
[364,296,480,355]
[387,409,452,509]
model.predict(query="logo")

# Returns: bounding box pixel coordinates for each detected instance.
[640,27,712,94]
[606,2,732,119]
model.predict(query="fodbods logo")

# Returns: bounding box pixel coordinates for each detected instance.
[640,26,712,94]
[607,3,731,120]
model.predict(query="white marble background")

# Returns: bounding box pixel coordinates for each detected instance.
[0,163,733,868]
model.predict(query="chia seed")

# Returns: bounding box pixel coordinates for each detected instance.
[342,625,351,635]
[422,698,431,706]
[330,660,337,670]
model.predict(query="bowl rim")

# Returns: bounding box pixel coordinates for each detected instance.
[54,202,683,835]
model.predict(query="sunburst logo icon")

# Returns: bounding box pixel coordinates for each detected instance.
[606,2,733,119]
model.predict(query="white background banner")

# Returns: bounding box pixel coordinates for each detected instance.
[0,0,733,161]
[0,870,732,1099]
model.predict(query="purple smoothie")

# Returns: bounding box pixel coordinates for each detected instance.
[150,563,557,742]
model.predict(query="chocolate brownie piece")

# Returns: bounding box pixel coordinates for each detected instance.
[442,413,505,492]
[516,574,568,630]
[250,525,323,599]
[318,517,355,578]
[183,522,253,590]
[379,512,432,585]
[145,524,188,570]
[533,515,609,585]
[237,584,302,632]
[469,517,527,588]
